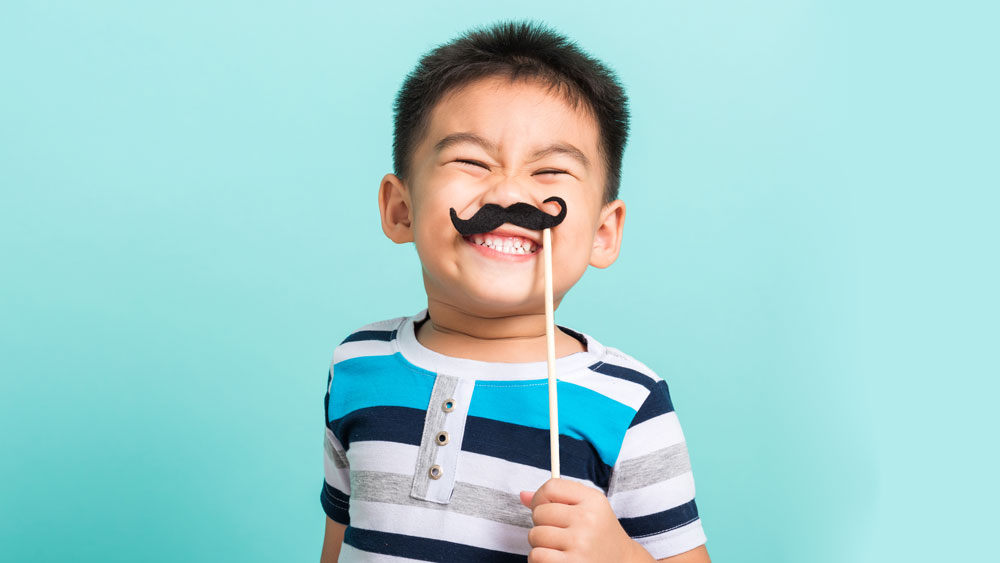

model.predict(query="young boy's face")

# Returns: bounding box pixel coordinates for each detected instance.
[379,75,625,317]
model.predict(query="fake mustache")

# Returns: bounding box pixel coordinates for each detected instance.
[450,196,567,237]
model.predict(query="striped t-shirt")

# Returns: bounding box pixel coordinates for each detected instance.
[322,310,706,561]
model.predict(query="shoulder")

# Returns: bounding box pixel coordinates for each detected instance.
[592,343,666,390]
[575,335,677,422]
[329,314,411,368]
[583,332,670,395]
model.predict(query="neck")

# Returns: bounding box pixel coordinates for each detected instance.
[417,298,585,362]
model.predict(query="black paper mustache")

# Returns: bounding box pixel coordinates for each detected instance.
[450,196,567,237]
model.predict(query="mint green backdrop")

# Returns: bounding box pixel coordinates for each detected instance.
[2,2,996,562]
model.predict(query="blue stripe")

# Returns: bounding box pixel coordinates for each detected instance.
[329,406,425,448]
[588,361,657,391]
[344,527,526,562]
[320,482,350,525]
[328,353,436,421]
[341,329,397,344]
[618,499,700,538]
[469,379,635,467]
[630,380,675,428]
[463,416,612,489]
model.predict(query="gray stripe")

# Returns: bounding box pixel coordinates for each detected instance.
[355,470,532,529]
[609,442,692,494]
[410,374,460,499]
[325,434,348,469]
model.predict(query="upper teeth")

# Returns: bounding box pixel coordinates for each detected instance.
[471,234,538,255]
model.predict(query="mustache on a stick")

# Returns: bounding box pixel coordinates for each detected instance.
[450,196,567,237]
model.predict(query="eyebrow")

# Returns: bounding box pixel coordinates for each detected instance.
[433,132,591,170]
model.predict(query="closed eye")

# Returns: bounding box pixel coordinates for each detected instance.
[456,159,489,170]
[535,169,568,176]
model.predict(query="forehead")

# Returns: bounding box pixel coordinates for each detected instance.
[420,76,602,163]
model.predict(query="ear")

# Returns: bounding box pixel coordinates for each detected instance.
[589,199,626,269]
[378,173,414,243]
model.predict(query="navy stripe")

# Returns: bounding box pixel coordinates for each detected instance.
[320,482,351,525]
[328,406,425,448]
[630,379,675,428]
[463,416,612,490]
[341,329,397,344]
[619,499,699,538]
[588,361,657,391]
[345,527,526,563]
[556,325,587,349]
[323,370,331,427]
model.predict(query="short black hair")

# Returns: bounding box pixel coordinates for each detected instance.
[392,20,630,203]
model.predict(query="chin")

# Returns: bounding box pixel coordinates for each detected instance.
[463,290,543,316]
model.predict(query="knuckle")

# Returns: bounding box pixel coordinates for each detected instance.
[533,504,550,522]
[527,527,540,546]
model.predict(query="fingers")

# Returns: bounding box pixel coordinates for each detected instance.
[531,501,575,528]
[530,478,590,508]
[528,525,572,551]
[527,546,569,563]
[519,490,534,508]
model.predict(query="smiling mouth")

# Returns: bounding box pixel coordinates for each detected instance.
[464,233,539,255]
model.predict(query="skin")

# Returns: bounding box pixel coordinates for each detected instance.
[321,75,709,563]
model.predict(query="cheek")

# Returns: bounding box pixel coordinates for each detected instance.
[554,222,597,265]
[414,178,481,222]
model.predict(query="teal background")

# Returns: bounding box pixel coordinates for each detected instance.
[1,1,996,561]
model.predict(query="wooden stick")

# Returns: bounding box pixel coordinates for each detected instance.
[543,227,560,479]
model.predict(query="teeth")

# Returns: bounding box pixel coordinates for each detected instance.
[470,234,538,254]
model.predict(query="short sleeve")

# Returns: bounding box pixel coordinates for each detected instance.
[607,379,706,559]
[320,368,351,525]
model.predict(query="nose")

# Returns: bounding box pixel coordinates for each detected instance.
[482,172,540,210]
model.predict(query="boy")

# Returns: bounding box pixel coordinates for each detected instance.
[321,21,709,562]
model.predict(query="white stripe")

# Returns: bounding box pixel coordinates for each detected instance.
[561,369,649,411]
[333,339,397,365]
[609,471,696,518]
[338,543,420,563]
[637,520,707,559]
[348,499,531,555]
[618,412,686,462]
[347,441,419,474]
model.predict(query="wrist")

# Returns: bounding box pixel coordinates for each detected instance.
[626,538,656,563]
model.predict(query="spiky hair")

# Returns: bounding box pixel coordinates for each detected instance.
[392,20,630,203]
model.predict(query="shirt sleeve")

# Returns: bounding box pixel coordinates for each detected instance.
[607,379,706,559]
[320,368,351,525]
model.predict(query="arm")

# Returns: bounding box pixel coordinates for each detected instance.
[320,363,351,563]
[320,517,346,563]
[660,545,710,563]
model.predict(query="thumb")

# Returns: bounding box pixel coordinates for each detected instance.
[519,491,534,508]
